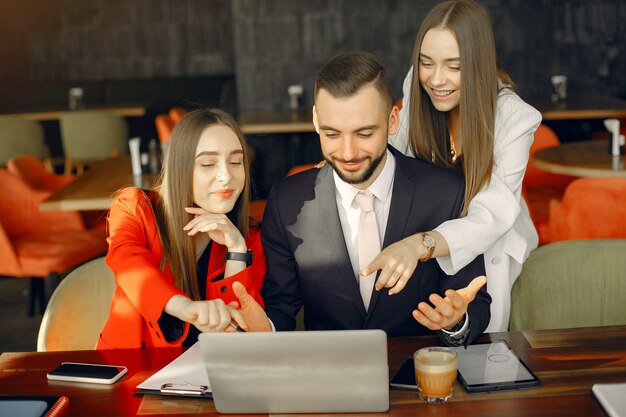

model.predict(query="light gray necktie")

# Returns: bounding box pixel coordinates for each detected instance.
[354,191,381,310]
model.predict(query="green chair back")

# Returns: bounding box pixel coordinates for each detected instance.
[510,239,626,331]
[0,118,48,166]
[59,110,128,162]
[37,257,115,351]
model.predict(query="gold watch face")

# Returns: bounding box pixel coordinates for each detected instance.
[423,234,435,249]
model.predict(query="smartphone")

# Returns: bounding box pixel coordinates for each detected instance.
[390,341,541,394]
[47,362,127,384]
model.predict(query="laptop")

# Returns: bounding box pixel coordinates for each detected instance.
[592,383,626,417]
[198,330,389,414]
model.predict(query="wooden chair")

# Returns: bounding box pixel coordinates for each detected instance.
[0,118,51,171]
[546,177,626,243]
[522,124,576,244]
[59,111,129,175]
[37,257,115,351]
[0,168,107,315]
[510,239,626,331]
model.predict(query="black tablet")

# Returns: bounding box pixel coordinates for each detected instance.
[390,340,541,394]
[452,340,541,393]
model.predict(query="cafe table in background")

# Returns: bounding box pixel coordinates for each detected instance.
[238,109,314,135]
[533,139,626,178]
[39,156,157,212]
[0,326,624,416]
[531,95,626,121]
[0,103,148,121]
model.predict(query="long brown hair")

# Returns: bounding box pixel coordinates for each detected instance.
[408,0,498,215]
[153,108,251,300]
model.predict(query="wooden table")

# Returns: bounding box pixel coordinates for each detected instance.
[533,139,626,178]
[238,109,314,134]
[0,104,148,121]
[39,156,157,212]
[1,326,624,416]
[531,95,626,120]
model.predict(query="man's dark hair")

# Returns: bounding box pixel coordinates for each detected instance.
[314,51,392,110]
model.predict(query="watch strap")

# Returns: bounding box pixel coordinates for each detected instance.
[419,232,435,262]
[226,250,253,267]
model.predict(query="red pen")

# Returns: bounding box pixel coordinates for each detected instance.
[45,396,69,417]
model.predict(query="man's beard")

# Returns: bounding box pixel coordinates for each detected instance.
[325,149,385,185]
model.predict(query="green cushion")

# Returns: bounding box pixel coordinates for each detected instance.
[0,118,48,165]
[510,239,626,331]
[59,111,128,161]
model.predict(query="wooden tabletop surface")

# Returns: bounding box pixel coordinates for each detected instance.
[237,95,626,128]
[0,103,148,121]
[530,95,626,120]
[0,326,624,416]
[39,156,158,212]
[238,109,314,134]
[533,139,626,178]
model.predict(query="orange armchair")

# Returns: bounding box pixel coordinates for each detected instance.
[8,154,107,230]
[547,178,626,243]
[523,124,576,244]
[8,154,75,191]
[169,107,187,123]
[0,168,107,315]
[155,114,175,144]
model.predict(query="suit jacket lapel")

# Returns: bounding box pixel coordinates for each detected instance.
[366,151,416,318]
[297,165,367,318]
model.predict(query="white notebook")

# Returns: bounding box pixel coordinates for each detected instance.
[136,342,211,396]
[592,383,626,417]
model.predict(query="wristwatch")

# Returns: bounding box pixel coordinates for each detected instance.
[419,232,436,262]
[226,250,253,267]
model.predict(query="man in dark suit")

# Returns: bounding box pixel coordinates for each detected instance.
[234,51,490,345]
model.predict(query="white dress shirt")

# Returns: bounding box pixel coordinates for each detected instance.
[333,149,395,278]
[332,149,468,341]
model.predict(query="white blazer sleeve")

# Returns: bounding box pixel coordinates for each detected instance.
[435,92,542,274]
[388,66,415,157]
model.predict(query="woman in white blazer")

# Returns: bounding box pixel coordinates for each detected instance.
[362,0,541,332]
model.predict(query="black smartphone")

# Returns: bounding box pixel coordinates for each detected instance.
[390,340,541,394]
[47,362,127,384]
[389,357,418,389]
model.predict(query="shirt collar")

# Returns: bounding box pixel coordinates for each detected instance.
[333,149,395,205]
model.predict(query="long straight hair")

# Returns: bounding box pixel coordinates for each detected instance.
[408,0,498,215]
[153,108,251,300]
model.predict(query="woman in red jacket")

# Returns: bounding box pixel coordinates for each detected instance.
[98,108,266,349]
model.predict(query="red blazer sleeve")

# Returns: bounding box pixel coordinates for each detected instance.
[106,188,187,333]
[205,225,266,308]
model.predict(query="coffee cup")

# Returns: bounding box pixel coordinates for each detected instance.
[414,346,457,403]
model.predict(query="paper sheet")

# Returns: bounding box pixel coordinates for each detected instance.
[136,342,211,392]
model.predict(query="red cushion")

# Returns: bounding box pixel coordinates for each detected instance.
[10,230,107,277]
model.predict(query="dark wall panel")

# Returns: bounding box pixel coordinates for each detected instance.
[232,0,626,111]
[0,0,234,112]
[0,1,624,117]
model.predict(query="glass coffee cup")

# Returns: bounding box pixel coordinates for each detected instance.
[413,346,457,403]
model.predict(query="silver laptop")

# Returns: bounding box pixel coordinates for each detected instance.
[198,330,389,414]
